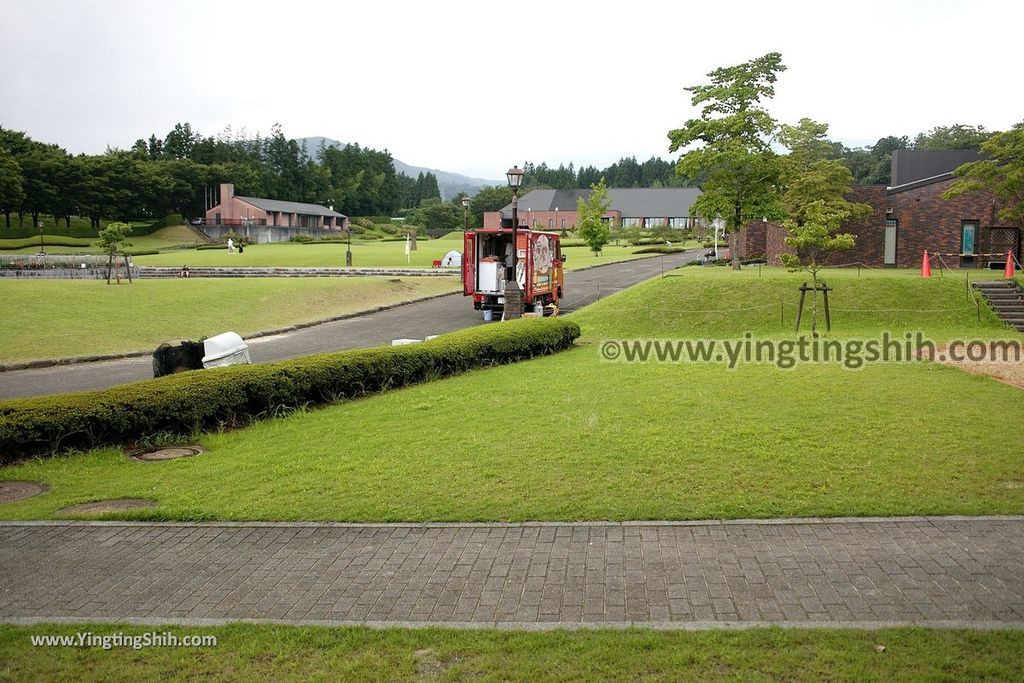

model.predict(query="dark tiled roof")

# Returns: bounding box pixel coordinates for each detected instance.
[501,187,702,216]
[238,196,346,218]
[890,149,980,187]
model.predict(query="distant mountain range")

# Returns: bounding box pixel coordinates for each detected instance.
[295,137,501,200]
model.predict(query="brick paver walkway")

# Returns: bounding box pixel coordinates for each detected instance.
[2,518,1022,629]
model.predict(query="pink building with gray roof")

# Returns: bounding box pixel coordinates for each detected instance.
[204,183,348,242]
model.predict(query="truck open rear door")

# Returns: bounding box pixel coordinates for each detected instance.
[462,231,476,295]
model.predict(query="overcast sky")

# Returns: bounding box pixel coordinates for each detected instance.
[2,0,1021,180]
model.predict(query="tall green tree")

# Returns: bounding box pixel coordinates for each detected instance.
[406,197,460,231]
[779,122,871,334]
[780,201,856,335]
[0,148,25,229]
[668,52,787,269]
[915,124,994,151]
[943,122,1024,227]
[576,177,611,255]
[163,122,197,160]
[779,118,834,172]
[468,185,513,228]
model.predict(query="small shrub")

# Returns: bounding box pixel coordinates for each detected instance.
[289,234,314,243]
[220,231,254,245]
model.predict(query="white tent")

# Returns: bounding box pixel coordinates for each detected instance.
[440,250,462,267]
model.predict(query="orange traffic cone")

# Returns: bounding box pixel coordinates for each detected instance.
[1006,251,1016,279]
[921,250,932,278]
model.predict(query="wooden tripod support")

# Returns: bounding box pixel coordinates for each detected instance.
[794,281,831,333]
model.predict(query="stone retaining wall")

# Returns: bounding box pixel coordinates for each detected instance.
[0,267,139,279]
[201,224,342,244]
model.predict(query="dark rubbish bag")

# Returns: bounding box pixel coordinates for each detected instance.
[152,340,205,377]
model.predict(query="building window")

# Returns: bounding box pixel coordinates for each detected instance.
[961,220,978,255]
[647,217,665,228]
[548,218,553,229]
[622,217,640,227]
[560,218,566,228]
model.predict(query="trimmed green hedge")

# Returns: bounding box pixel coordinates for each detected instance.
[0,318,581,462]
[632,246,690,255]
[0,236,95,250]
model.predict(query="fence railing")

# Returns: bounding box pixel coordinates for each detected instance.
[0,254,119,270]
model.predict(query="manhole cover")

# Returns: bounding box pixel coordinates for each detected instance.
[59,499,157,515]
[132,446,204,461]
[0,481,49,504]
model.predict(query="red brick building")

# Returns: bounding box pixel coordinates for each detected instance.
[744,150,1020,269]
[203,183,348,243]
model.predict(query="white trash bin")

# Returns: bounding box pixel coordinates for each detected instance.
[201,332,251,369]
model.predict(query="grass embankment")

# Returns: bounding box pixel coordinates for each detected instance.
[0,225,203,253]
[1,624,1021,682]
[0,217,151,241]
[1,267,1021,522]
[575,265,1022,341]
[0,277,458,363]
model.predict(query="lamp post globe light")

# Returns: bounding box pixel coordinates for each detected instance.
[504,165,525,320]
[461,195,470,232]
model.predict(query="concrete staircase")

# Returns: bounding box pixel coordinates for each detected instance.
[973,280,1024,331]
[137,266,457,279]
[182,223,216,243]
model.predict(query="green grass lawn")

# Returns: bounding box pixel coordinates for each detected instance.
[3,347,1020,522]
[1,624,1021,682]
[2,267,1021,522]
[0,277,458,363]
[130,237,665,270]
[4,229,681,268]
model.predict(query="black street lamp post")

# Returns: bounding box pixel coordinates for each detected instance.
[38,221,45,256]
[504,165,525,320]
[461,195,470,232]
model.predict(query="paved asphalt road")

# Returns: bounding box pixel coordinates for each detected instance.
[0,251,699,399]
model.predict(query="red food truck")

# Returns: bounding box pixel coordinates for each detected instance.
[462,228,565,314]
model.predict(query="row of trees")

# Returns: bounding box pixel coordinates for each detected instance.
[0,123,444,234]
[510,127,998,194]
[519,157,693,190]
